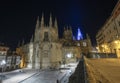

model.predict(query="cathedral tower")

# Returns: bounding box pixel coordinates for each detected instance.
[32,13,60,69]
[63,26,73,40]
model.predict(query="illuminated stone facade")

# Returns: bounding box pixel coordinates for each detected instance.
[17,14,92,69]
[0,45,9,55]
[61,28,92,63]
[31,15,62,69]
[96,0,120,58]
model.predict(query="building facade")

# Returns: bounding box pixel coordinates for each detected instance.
[16,14,92,69]
[0,44,21,72]
[0,44,9,55]
[96,0,120,58]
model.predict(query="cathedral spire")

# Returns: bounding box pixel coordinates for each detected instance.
[30,35,34,43]
[64,27,66,31]
[17,41,21,47]
[54,18,58,29]
[86,33,90,39]
[67,26,69,31]
[77,28,83,40]
[49,13,52,27]
[41,13,44,27]
[22,39,24,46]
[36,16,39,29]
[70,26,72,34]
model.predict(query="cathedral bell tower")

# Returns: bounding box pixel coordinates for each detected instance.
[63,26,73,40]
[32,13,60,69]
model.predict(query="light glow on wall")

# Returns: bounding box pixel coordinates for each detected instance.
[66,53,73,58]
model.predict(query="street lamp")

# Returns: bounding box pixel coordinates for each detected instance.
[66,53,72,58]
[1,60,6,65]
[1,60,6,73]
[0,60,6,83]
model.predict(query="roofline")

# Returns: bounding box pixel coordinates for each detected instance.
[111,0,120,15]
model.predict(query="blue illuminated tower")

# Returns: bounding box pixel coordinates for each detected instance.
[77,28,83,40]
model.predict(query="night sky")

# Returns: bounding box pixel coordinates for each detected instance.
[0,0,118,50]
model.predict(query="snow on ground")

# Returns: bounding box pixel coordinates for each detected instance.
[85,58,120,83]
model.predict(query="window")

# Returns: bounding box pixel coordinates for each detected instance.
[119,21,120,26]
[114,27,116,30]
[43,32,49,41]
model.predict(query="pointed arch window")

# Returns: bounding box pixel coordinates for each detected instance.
[44,32,49,41]
[118,21,120,26]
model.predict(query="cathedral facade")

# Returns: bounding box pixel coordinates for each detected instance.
[16,14,92,69]
[30,14,62,69]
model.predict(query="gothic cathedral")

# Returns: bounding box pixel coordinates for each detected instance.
[16,14,92,69]
[30,14,62,69]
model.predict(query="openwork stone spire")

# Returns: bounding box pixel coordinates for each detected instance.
[36,16,39,29]
[54,18,58,28]
[49,13,52,27]
[41,13,44,27]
